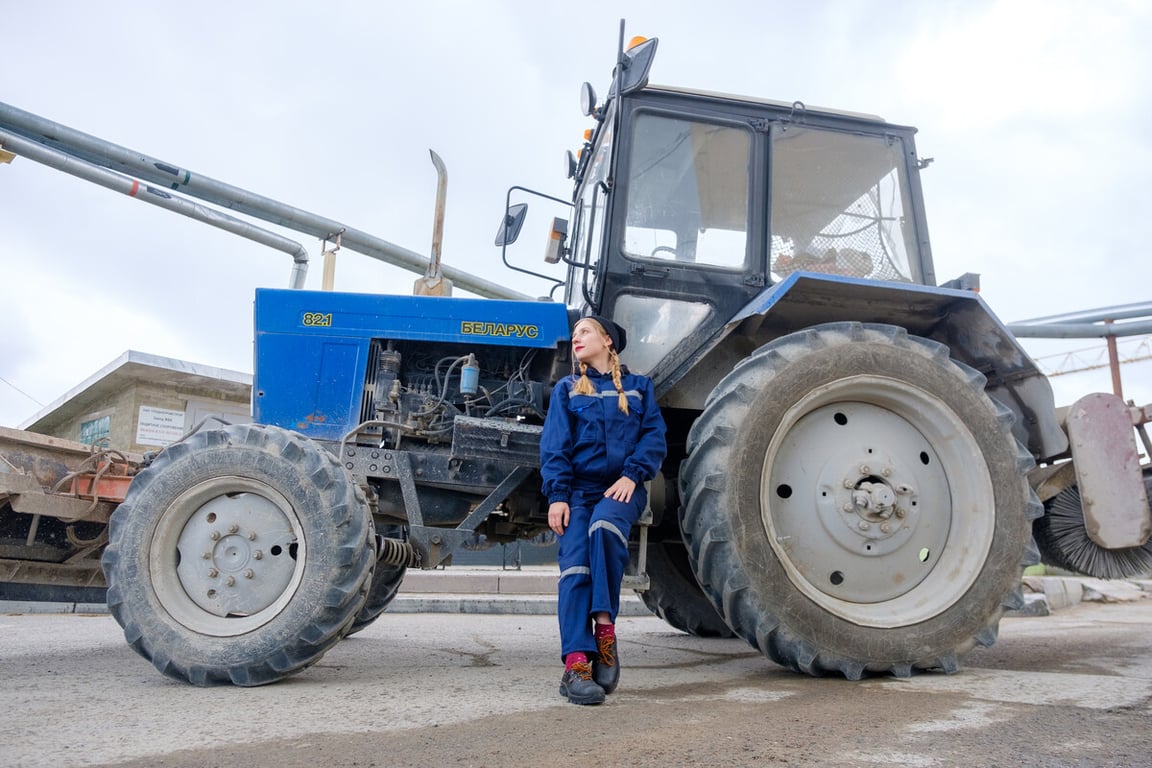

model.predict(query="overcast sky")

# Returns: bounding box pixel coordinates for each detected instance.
[1,0,1149,429]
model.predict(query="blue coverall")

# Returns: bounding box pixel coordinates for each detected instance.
[539,367,667,659]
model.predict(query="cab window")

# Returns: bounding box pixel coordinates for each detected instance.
[622,113,751,269]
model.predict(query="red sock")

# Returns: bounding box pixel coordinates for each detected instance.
[565,652,589,670]
[594,623,615,640]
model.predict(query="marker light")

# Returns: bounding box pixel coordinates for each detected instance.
[626,35,649,50]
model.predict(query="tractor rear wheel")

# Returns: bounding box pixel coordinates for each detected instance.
[633,537,734,638]
[679,322,1040,678]
[102,424,375,686]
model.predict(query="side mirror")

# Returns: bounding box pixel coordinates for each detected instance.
[494,202,528,246]
[544,217,569,264]
[618,37,658,95]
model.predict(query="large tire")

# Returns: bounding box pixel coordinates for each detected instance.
[633,538,734,638]
[346,523,407,636]
[101,424,375,686]
[680,322,1041,679]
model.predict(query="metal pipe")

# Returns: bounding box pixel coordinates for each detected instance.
[1007,319,1152,339]
[413,150,452,296]
[0,130,310,289]
[428,149,447,282]
[0,101,528,300]
[1013,301,1152,327]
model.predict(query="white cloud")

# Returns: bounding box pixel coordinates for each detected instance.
[900,0,1143,127]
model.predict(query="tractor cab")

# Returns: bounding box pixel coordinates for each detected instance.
[550,36,937,380]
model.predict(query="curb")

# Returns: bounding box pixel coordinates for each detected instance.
[3,573,1148,617]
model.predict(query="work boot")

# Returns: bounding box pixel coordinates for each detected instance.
[593,630,619,694]
[558,661,605,705]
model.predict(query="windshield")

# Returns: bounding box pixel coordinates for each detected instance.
[622,113,751,268]
[769,125,919,283]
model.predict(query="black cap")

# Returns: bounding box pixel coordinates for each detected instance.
[579,315,627,353]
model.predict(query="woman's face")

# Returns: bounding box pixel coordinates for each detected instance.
[572,319,611,365]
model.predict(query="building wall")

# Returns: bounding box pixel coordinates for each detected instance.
[51,386,135,452]
[47,381,250,454]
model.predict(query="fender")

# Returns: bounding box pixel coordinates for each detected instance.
[659,271,1069,462]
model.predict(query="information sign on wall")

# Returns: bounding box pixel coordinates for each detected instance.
[136,405,186,446]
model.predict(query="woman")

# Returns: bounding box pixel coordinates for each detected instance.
[539,315,667,705]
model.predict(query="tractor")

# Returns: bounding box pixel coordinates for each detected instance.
[8,30,1143,685]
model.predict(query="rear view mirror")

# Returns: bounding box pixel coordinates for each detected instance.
[618,37,658,94]
[494,202,528,246]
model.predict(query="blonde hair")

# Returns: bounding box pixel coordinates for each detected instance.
[571,325,629,414]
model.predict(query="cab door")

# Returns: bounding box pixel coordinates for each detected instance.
[593,100,766,382]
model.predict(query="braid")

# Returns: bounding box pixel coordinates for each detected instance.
[610,350,629,414]
[572,360,595,396]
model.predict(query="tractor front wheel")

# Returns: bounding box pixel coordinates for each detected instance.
[102,424,375,686]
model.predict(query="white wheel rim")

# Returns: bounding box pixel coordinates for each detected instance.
[149,476,307,637]
[762,375,995,627]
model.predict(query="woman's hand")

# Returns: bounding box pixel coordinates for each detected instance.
[604,476,637,503]
[548,501,571,535]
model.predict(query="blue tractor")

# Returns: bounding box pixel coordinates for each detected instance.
[96,32,1150,685]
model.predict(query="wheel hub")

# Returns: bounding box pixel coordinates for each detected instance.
[839,473,916,542]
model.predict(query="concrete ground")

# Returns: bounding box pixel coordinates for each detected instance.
[3,588,1152,768]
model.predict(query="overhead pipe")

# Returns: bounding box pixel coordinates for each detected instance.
[1012,301,1152,327]
[1009,302,1152,399]
[0,130,310,288]
[0,101,528,301]
[1008,320,1152,339]
[1009,301,1152,338]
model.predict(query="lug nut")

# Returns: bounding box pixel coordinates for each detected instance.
[880,523,891,533]
[229,524,239,534]
[202,552,212,560]
[226,575,236,587]
[248,531,257,541]
[244,569,255,579]
[210,531,221,541]
[843,503,854,512]
[858,521,871,531]
[207,568,219,578]
[254,550,264,560]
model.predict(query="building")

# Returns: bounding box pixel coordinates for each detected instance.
[21,350,251,453]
